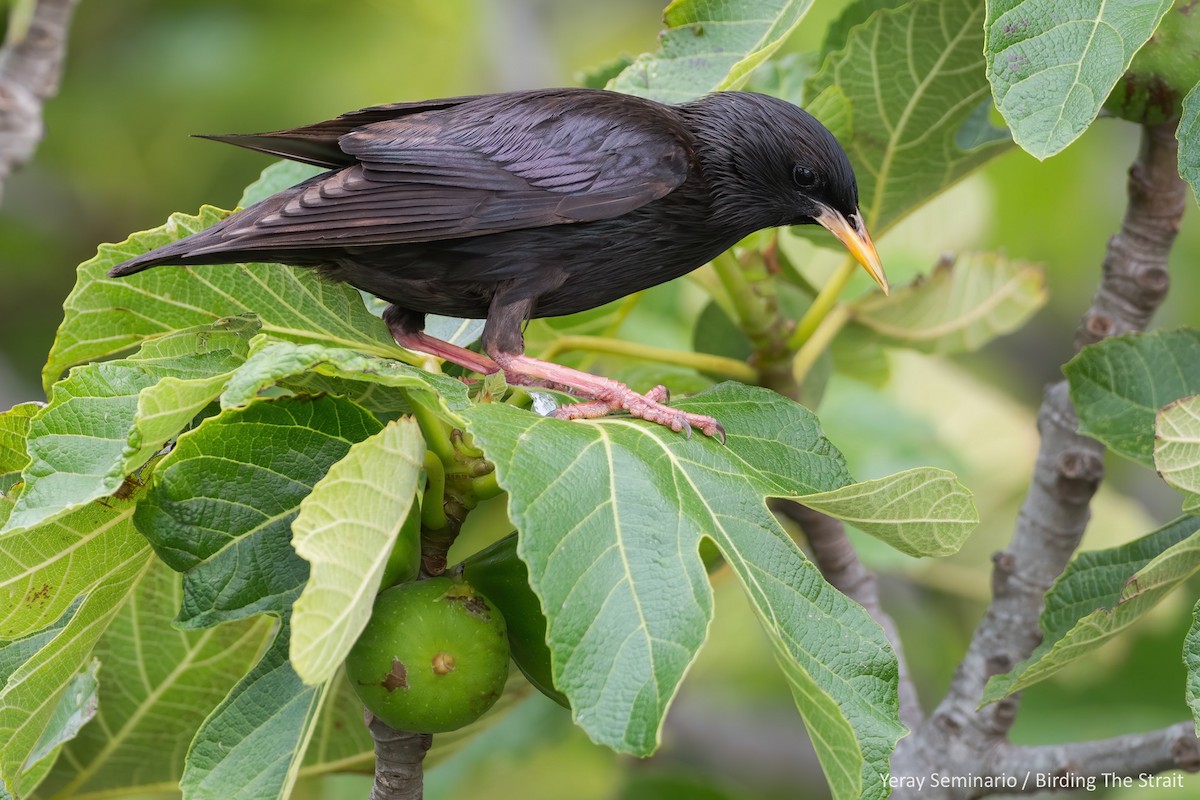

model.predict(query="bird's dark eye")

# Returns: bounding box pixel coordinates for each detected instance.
[792,164,818,190]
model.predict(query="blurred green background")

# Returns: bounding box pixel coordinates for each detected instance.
[2,1,1198,798]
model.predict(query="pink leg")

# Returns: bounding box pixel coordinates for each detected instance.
[493,353,726,442]
[391,328,501,376]
[389,320,725,442]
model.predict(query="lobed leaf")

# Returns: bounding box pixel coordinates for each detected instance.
[45,206,397,393]
[32,560,272,799]
[984,515,1200,702]
[608,0,816,103]
[806,0,1012,235]
[466,383,911,800]
[1066,328,1200,467]
[0,508,152,796]
[4,319,258,533]
[0,599,89,800]
[850,253,1046,354]
[289,418,425,685]
[182,620,329,800]
[0,497,150,641]
[797,468,978,558]
[134,394,382,629]
[985,0,1174,159]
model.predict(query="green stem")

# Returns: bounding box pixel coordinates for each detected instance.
[792,303,851,385]
[538,335,757,382]
[421,452,448,531]
[469,468,504,502]
[710,250,767,331]
[409,394,457,466]
[788,257,856,350]
[710,238,800,397]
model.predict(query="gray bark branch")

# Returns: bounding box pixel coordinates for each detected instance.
[0,0,80,203]
[366,711,432,800]
[889,121,1187,799]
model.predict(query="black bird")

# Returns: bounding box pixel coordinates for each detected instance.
[110,88,886,439]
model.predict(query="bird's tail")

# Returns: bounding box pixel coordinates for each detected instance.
[108,240,215,277]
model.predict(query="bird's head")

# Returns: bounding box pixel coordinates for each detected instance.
[683,91,887,294]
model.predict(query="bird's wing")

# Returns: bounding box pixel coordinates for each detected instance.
[216,90,694,249]
[199,95,489,168]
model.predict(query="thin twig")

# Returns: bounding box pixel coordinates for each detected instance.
[0,0,82,202]
[889,121,1186,799]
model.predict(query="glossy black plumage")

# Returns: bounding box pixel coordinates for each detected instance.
[110,88,885,437]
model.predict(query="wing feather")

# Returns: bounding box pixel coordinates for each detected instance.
[205,89,693,252]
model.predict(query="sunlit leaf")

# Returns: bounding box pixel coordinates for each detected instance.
[45,207,397,393]
[32,560,272,798]
[985,0,1174,159]
[850,253,1046,354]
[608,0,816,103]
[0,506,152,794]
[289,419,425,685]
[797,468,978,557]
[0,497,149,641]
[1157,395,1200,509]
[0,404,38,496]
[4,318,258,533]
[1066,328,1200,467]
[806,0,1012,235]
[13,661,98,798]
[984,515,1200,702]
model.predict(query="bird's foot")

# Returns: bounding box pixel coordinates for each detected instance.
[387,324,725,441]
[495,354,725,443]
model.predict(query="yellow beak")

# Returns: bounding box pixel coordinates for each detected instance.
[814,205,888,295]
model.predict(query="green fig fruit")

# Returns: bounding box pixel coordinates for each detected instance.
[379,495,422,588]
[459,532,568,708]
[345,577,509,733]
[1105,1,1200,124]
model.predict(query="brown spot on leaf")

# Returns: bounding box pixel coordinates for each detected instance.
[382,658,409,692]
[24,583,51,607]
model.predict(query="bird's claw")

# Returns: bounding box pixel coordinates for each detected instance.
[551,385,724,443]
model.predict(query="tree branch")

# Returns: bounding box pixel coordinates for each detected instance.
[0,0,81,202]
[773,501,922,730]
[998,721,1200,791]
[366,711,432,800]
[889,120,1186,799]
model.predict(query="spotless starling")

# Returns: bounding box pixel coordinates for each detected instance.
[110,88,886,440]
